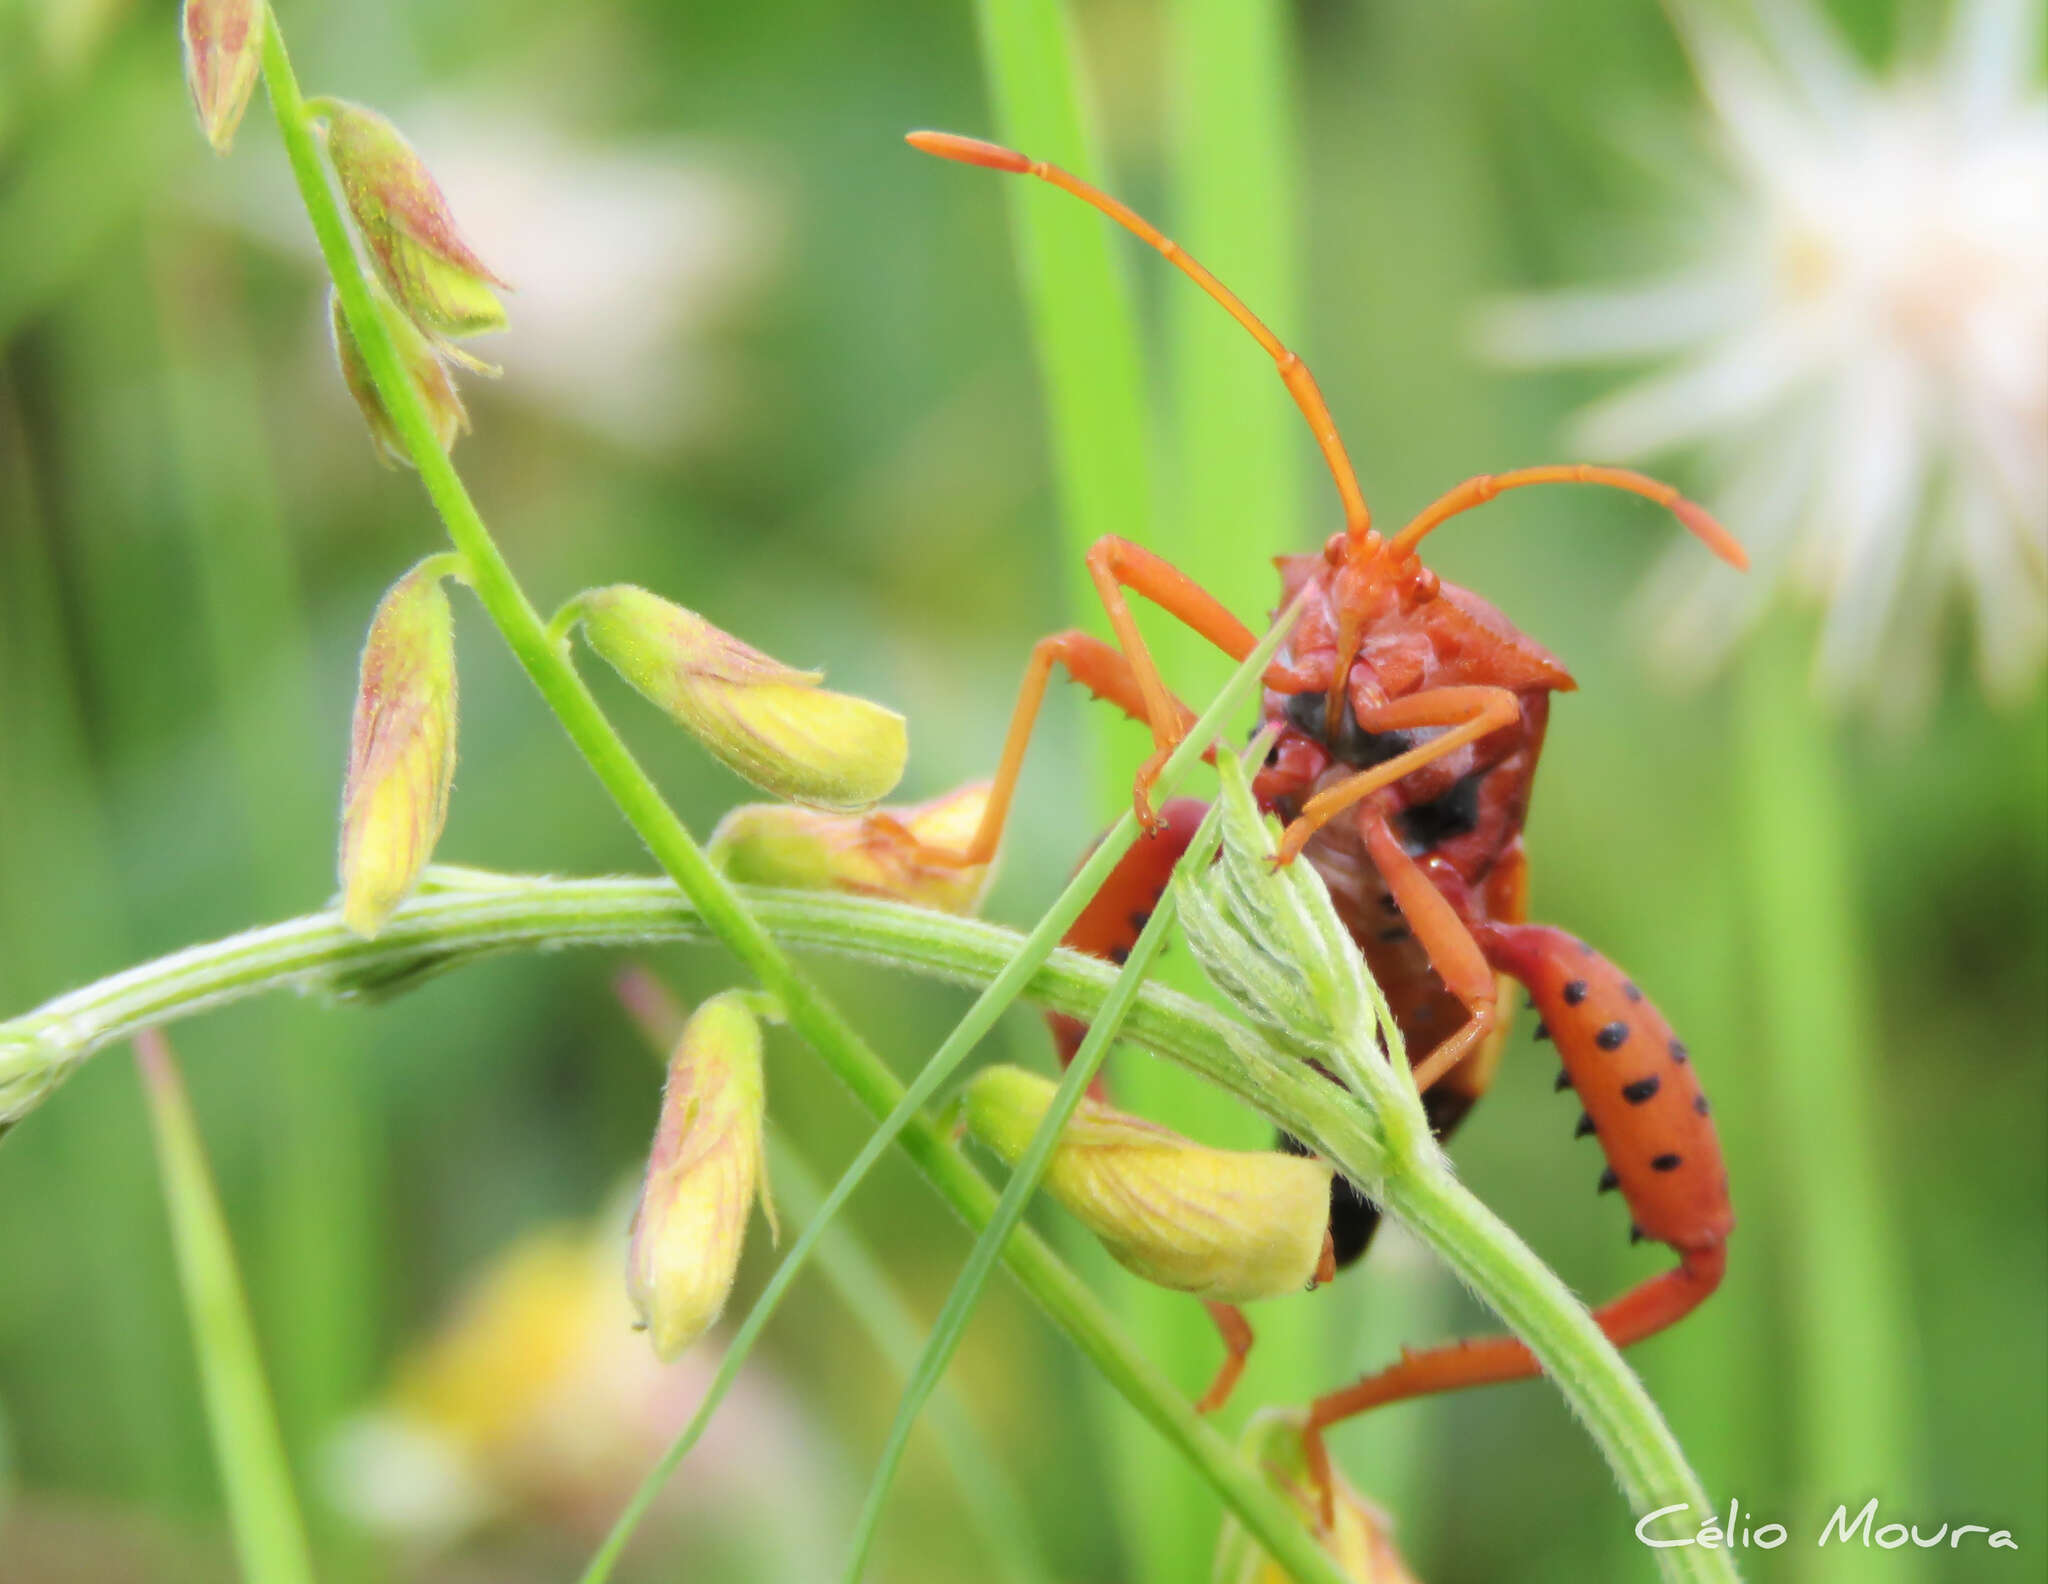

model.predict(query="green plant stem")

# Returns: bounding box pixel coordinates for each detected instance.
[1734,621,1919,1583]
[253,16,1349,1579]
[613,972,1049,1584]
[842,796,1224,1581]
[575,611,1301,1584]
[12,868,1734,1582]
[1372,1163,1735,1584]
[775,1137,1053,1584]
[135,1032,318,1584]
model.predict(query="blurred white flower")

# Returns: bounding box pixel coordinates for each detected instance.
[323,1211,836,1574]
[1480,0,2047,719]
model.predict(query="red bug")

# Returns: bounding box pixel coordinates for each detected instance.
[908,130,1742,1477]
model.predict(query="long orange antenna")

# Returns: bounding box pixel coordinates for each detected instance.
[909,130,1372,541]
[1386,464,1748,570]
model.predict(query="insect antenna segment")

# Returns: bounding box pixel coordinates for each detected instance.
[907,130,1373,542]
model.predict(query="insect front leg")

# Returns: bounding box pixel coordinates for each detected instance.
[919,629,1192,873]
[1082,536,1262,827]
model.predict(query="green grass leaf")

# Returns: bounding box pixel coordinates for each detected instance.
[135,1031,318,1584]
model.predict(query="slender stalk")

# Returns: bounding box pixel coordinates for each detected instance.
[776,1137,1053,1584]
[1372,1162,1735,1584]
[0,877,1336,1136]
[252,16,1347,1578]
[13,867,1736,1583]
[842,796,1224,1581]
[1734,621,1920,1582]
[136,1032,318,1584]
[575,612,1304,1584]
[614,972,1050,1584]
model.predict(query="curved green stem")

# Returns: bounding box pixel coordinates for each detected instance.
[6,866,1735,1581]
[249,17,1346,1579]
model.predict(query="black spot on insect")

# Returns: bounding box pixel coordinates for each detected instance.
[1623,982,1644,1003]
[1377,926,1411,943]
[1379,893,1403,914]
[1563,980,1589,1005]
[1263,743,1279,768]
[1574,1112,1596,1139]
[1107,946,1130,966]
[1554,1067,1572,1092]
[1595,1021,1630,1051]
[1630,1224,1645,1245]
[1597,1167,1620,1194]
[1694,1093,1712,1117]
[1395,770,1485,855]
[1651,1153,1682,1173]
[1532,1020,1551,1042]
[1622,1075,1660,1104]
[1670,1039,1690,1064]
[1127,909,1152,934]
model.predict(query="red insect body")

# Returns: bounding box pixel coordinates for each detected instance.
[909,130,1742,1462]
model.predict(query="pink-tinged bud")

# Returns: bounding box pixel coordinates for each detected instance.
[182,0,264,154]
[963,1066,1334,1303]
[329,286,469,467]
[707,780,994,914]
[572,586,907,810]
[316,101,510,342]
[1215,1410,1424,1584]
[339,559,460,938]
[625,992,774,1359]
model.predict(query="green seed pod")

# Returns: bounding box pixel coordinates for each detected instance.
[574,586,907,810]
[182,0,264,153]
[1213,1409,1423,1584]
[317,100,510,341]
[707,779,994,914]
[339,559,460,938]
[329,285,470,467]
[625,992,774,1360]
[964,1065,1334,1304]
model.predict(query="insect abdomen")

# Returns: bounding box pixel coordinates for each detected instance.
[1486,924,1733,1253]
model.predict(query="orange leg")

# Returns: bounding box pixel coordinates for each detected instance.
[1273,685,1523,866]
[1309,1243,1726,1418]
[1198,1303,1255,1414]
[939,541,1260,871]
[1084,536,1260,825]
[1359,813,1497,1095]
[1195,1231,1335,1416]
[933,628,1185,871]
[1302,1245,1726,1514]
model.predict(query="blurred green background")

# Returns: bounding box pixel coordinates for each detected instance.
[0,0,2041,1581]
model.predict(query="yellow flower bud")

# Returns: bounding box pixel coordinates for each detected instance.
[573,586,907,811]
[625,992,775,1360]
[339,559,459,938]
[316,101,510,342]
[707,780,994,914]
[1214,1410,1424,1584]
[329,285,469,467]
[182,0,263,154]
[963,1066,1334,1304]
